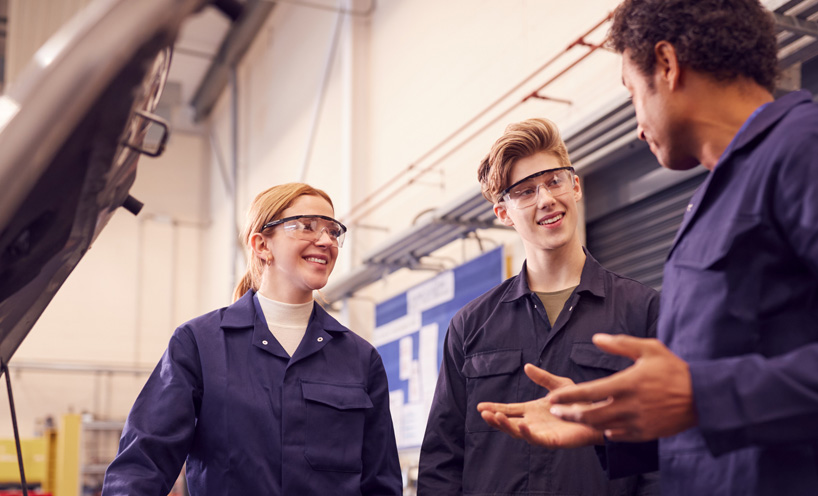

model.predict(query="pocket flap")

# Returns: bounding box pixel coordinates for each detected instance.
[301,382,373,410]
[462,349,522,378]
[672,215,760,270]
[570,342,633,372]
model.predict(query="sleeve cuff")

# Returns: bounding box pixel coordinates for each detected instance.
[595,438,659,479]
[689,359,749,456]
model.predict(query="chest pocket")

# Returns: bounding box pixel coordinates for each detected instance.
[672,214,760,271]
[570,342,633,383]
[462,349,521,433]
[302,381,373,472]
[669,214,767,329]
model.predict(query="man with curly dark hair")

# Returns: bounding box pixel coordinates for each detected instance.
[478,0,818,494]
[608,0,779,94]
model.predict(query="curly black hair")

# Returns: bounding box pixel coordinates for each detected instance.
[609,0,779,93]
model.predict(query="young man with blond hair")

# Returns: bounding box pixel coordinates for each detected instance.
[417,117,659,495]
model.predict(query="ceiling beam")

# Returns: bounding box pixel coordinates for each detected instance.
[190,0,275,122]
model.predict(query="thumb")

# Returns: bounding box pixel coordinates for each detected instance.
[592,333,654,361]
[524,363,574,390]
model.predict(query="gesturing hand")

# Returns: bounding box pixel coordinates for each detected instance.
[547,333,698,442]
[477,364,604,449]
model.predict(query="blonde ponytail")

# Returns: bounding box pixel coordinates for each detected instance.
[232,272,256,303]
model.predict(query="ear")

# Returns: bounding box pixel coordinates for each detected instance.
[249,232,272,263]
[494,203,514,227]
[572,174,583,202]
[654,40,681,91]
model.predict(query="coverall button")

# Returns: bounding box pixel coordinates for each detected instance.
[262,340,268,345]
[317,337,324,342]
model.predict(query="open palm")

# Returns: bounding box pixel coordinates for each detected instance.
[477,364,603,449]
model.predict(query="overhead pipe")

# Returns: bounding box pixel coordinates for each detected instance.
[524,36,610,103]
[339,12,613,224]
[191,0,276,122]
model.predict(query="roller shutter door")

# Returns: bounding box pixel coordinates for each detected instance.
[586,173,707,291]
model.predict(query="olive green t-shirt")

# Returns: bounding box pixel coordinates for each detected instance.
[536,285,578,327]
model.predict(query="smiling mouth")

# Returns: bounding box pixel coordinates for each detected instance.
[304,257,327,265]
[538,214,564,226]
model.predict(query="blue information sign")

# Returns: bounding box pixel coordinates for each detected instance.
[374,246,505,449]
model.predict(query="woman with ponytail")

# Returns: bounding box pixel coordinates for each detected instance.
[102,183,402,496]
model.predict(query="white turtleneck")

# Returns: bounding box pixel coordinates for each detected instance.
[255,292,313,357]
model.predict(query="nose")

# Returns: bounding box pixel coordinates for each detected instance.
[536,184,556,208]
[636,124,647,142]
[315,229,335,247]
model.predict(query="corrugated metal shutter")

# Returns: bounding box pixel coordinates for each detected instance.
[586,173,707,290]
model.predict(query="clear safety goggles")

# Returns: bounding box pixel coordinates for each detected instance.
[499,167,575,209]
[262,215,348,248]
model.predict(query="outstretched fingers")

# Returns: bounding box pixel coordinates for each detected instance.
[546,371,628,406]
[480,410,524,439]
[592,333,660,361]
[523,363,575,390]
[477,401,526,417]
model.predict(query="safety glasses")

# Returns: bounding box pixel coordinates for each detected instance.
[262,215,347,248]
[499,167,575,209]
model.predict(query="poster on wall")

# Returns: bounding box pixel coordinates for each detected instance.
[374,246,505,450]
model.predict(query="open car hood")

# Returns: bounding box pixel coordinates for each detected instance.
[0,0,210,365]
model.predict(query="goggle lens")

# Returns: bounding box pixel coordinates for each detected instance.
[282,218,346,247]
[501,167,575,209]
[262,215,347,247]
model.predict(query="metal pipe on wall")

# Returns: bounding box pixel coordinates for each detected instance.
[9,361,153,423]
[170,219,179,326]
[339,13,613,224]
[134,214,210,368]
[361,36,607,222]
[230,66,241,291]
[134,215,145,367]
[209,127,234,196]
[8,361,153,374]
[299,1,347,182]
